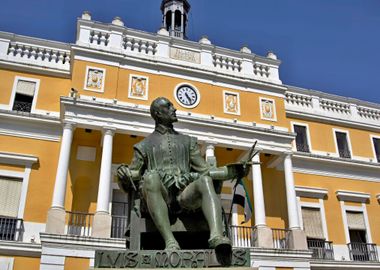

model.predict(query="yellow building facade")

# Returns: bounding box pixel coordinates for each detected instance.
[0,4,379,270]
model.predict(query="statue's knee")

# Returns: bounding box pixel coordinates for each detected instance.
[143,172,161,193]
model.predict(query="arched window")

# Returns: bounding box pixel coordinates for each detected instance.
[165,11,172,31]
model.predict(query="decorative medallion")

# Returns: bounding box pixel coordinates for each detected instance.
[174,83,200,109]
[223,91,240,115]
[260,98,277,121]
[84,66,106,92]
[129,75,149,100]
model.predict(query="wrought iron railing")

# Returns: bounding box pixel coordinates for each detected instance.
[272,228,290,249]
[66,211,94,237]
[307,238,334,260]
[348,243,379,262]
[229,225,254,248]
[111,215,128,239]
[0,216,24,241]
[12,100,32,112]
[338,149,351,159]
[296,142,310,153]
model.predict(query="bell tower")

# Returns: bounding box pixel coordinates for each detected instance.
[160,0,191,39]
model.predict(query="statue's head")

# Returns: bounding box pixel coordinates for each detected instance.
[150,97,178,125]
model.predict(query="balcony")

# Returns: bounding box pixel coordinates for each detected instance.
[66,211,93,237]
[307,238,334,260]
[230,225,254,248]
[0,216,24,241]
[272,228,290,249]
[65,211,129,239]
[348,243,379,262]
[110,215,128,239]
[229,226,294,250]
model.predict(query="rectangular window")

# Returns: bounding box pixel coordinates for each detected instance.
[372,138,380,163]
[294,125,310,153]
[335,131,351,158]
[12,80,36,113]
[301,207,324,239]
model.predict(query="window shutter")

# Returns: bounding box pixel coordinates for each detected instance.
[0,177,22,217]
[16,80,36,96]
[302,207,324,239]
[347,211,366,230]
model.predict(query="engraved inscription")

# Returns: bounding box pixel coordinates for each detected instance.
[94,249,249,268]
[170,48,200,64]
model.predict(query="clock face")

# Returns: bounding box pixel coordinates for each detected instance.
[174,85,200,108]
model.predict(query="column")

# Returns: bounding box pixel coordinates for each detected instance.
[283,153,308,249]
[92,128,115,238]
[283,154,300,229]
[171,10,175,34]
[251,152,273,248]
[46,122,75,234]
[180,13,184,37]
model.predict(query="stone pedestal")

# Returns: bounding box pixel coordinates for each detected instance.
[288,229,308,250]
[92,212,112,238]
[254,226,273,248]
[46,207,66,234]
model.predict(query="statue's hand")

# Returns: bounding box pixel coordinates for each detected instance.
[226,163,251,179]
[117,164,130,182]
[117,164,136,191]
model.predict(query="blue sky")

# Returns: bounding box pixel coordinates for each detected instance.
[0,0,379,103]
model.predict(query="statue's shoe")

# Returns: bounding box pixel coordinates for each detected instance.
[165,239,180,250]
[209,236,232,266]
[208,235,232,249]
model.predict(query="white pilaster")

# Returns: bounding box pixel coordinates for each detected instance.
[96,128,115,213]
[252,153,266,227]
[283,153,301,229]
[51,122,75,209]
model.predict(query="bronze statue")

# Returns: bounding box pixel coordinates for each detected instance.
[117,97,250,252]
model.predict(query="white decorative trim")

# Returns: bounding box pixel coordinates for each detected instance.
[292,153,380,183]
[0,167,33,219]
[223,90,241,115]
[128,74,149,100]
[290,121,313,152]
[73,52,287,98]
[17,166,31,218]
[332,128,353,159]
[84,66,106,93]
[8,76,41,113]
[259,97,277,121]
[340,203,373,244]
[297,198,329,240]
[0,152,38,166]
[370,134,380,163]
[0,151,38,219]
[0,241,41,257]
[0,111,61,142]
[336,190,370,203]
[61,97,295,155]
[295,186,328,199]
[173,82,201,109]
[0,257,14,269]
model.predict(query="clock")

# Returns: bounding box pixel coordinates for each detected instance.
[174,84,200,108]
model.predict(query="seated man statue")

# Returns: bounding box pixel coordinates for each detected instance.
[117,97,249,251]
